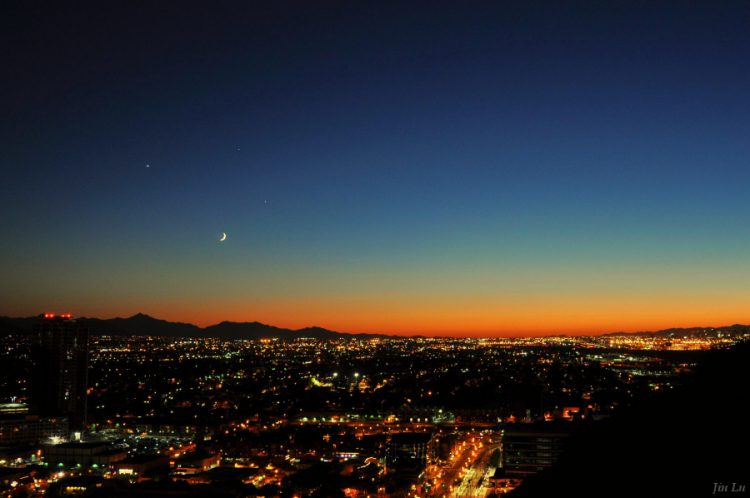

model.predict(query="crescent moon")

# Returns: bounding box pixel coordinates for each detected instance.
[219,232,227,242]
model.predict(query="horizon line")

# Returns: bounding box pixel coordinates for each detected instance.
[6,311,748,339]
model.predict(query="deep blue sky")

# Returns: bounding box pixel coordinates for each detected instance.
[2,1,750,334]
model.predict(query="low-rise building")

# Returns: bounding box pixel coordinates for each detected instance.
[113,454,170,481]
[173,451,221,475]
[501,423,570,476]
[44,441,126,467]
[0,412,69,445]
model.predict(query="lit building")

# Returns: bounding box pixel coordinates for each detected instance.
[501,424,570,476]
[0,411,69,446]
[0,404,29,416]
[172,450,221,475]
[113,455,170,481]
[33,314,89,430]
[43,441,126,467]
[385,432,435,475]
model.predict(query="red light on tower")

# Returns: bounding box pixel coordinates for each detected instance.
[42,313,73,319]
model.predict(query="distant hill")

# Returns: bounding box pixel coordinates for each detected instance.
[604,323,750,338]
[87,313,201,337]
[0,313,388,340]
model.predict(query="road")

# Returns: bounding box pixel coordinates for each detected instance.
[450,443,497,498]
[421,432,500,498]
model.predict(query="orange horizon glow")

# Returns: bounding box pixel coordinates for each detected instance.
[153,291,750,336]
[34,293,750,337]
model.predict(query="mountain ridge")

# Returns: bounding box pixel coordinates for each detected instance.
[0,313,390,340]
[0,314,748,339]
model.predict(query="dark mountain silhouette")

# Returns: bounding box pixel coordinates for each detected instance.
[0,313,388,340]
[87,313,201,337]
[201,320,287,339]
[0,315,38,333]
[604,323,750,338]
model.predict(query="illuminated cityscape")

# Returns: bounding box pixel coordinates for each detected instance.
[0,313,747,497]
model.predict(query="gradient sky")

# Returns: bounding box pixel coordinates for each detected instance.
[2,1,750,336]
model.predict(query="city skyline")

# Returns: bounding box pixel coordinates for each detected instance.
[4,2,750,336]
[1,314,744,496]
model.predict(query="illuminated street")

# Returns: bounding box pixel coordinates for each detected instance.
[449,439,496,498]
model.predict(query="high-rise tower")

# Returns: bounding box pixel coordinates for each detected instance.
[33,313,89,430]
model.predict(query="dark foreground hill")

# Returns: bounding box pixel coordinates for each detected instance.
[509,341,750,498]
